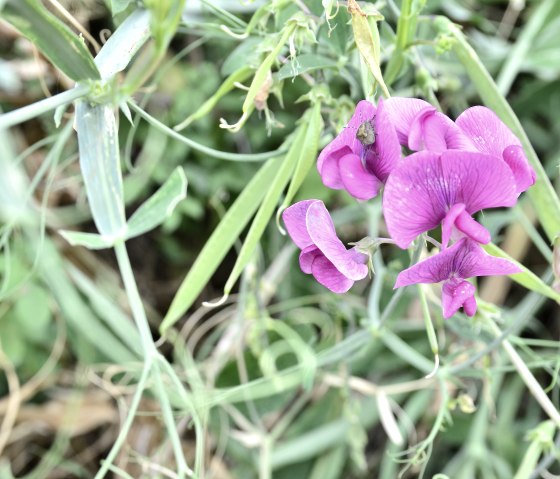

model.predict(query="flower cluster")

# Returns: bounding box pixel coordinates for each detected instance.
[283,97,535,318]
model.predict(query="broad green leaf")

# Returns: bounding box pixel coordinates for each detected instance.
[347,0,389,97]
[484,243,560,303]
[223,125,307,295]
[175,66,253,130]
[1,0,100,81]
[161,156,283,332]
[59,230,116,250]
[277,54,338,81]
[278,101,323,216]
[75,101,126,237]
[126,167,187,239]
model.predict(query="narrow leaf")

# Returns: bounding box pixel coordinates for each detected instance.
[75,101,126,237]
[347,0,389,97]
[278,101,323,213]
[223,126,307,294]
[484,243,560,303]
[161,156,283,332]
[59,230,116,250]
[1,0,100,81]
[126,167,187,239]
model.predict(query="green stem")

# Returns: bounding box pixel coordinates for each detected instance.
[438,17,560,242]
[384,0,415,86]
[95,359,153,479]
[127,101,288,162]
[487,318,560,428]
[0,84,89,130]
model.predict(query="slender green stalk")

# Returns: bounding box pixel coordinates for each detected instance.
[95,359,153,479]
[487,318,560,428]
[0,84,89,130]
[384,0,415,86]
[127,101,288,162]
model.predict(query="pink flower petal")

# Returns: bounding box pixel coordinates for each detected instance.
[317,145,350,189]
[455,106,519,157]
[503,145,536,194]
[383,97,432,145]
[409,110,476,153]
[394,238,520,289]
[282,200,317,249]
[384,150,514,249]
[299,245,321,273]
[306,201,368,281]
[339,153,382,201]
[442,279,476,319]
[454,209,491,245]
[310,255,355,293]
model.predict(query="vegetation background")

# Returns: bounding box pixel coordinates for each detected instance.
[0,0,559,478]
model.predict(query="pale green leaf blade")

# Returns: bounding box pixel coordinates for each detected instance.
[1,0,100,81]
[59,230,115,250]
[110,0,134,15]
[126,167,187,239]
[223,126,307,294]
[161,156,283,332]
[483,243,560,303]
[75,101,126,237]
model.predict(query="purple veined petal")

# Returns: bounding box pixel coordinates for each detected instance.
[299,245,321,274]
[367,97,401,182]
[503,145,536,194]
[342,100,377,150]
[339,153,382,201]
[440,150,518,213]
[305,201,369,281]
[452,239,522,278]
[394,239,466,288]
[317,145,351,190]
[282,200,318,250]
[455,106,520,158]
[383,97,432,145]
[441,278,476,319]
[310,254,355,293]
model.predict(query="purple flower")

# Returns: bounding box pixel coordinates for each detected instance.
[383,150,518,249]
[384,97,475,153]
[282,200,368,293]
[395,238,521,318]
[317,99,400,200]
[455,106,536,194]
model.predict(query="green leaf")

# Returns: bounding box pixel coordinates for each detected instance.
[110,0,134,14]
[126,167,187,239]
[223,126,307,295]
[277,54,338,81]
[75,101,126,237]
[14,284,51,343]
[278,101,323,216]
[347,0,389,97]
[483,243,560,303]
[59,230,116,250]
[1,0,100,81]
[161,156,283,332]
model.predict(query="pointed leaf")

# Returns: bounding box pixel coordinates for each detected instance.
[1,0,100,81]
[126,167,187,239]
[59,230,116,250]
[223,126,307,294]
[277,55,338,81]
[483,243,560,303]
[161,156,283,332]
